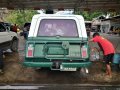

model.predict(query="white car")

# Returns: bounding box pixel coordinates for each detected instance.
[0,22,18,52]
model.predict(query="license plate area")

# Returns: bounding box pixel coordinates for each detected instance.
[60,65,77,71]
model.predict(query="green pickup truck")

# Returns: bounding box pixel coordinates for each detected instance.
[23,13,91,72]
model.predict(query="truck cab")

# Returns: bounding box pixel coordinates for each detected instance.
[23,13,91,71]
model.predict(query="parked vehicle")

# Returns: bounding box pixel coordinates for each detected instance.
[23,13,91,72]
[0,22,18,52]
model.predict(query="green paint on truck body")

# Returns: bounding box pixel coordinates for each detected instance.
[24,37,91,69]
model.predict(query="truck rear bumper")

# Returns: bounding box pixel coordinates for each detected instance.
[23,61,91,68]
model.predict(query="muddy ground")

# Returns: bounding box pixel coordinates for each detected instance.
[0,34,120,85]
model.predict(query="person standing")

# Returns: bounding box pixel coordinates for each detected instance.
[23,23,31,39]
[89,32,115,78]
[12,24,18,33]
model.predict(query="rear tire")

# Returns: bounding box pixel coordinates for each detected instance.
[79,67,89,77]
[11,39,18,52]
[73,67,89,78]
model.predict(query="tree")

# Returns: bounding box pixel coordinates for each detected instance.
[80,11,103,21]
[4,10,37,27]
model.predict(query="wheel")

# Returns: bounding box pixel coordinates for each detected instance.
[79,67,89,77]
[11,39,18,52]
[73,67,89,78]
[35,68,42,71]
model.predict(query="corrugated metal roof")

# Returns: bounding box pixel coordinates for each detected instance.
[0,0,120,11]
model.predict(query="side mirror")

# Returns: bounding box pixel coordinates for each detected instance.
[6,26,10,31]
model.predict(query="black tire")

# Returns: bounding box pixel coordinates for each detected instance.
[11,39,18,52]
[35,68,42,71]
[79,67,89,77]
[73,67,89,78]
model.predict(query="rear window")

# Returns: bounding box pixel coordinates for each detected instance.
[37,19,78,37]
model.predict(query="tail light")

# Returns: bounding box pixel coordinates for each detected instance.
[81,45,88,58]
[27,44,34,57]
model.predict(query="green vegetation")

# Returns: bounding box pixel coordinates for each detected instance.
[4,9,119,27]
[75,10,120,21]
[4,10,37,26]
[5,10,103,26]
[82,11,103,21]
[75,11,103,21]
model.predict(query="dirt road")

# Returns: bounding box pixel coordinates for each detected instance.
[0,33,119,85]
